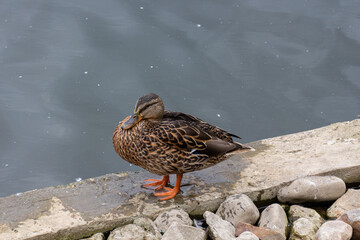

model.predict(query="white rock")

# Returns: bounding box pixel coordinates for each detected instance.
[258,203,288,237]
[203,211,235,240]
[80,232,105,240]
[154,208,192,233]
[108,224,159,240]
[162,222,206,240]
[315,220,352,240]
[107,218,161,240]
[289,217,317,240]
[236,231,259,240]
[288,205,325,229]
[277,176,346,203]
[133,217,161,239]
[216,194,260,226]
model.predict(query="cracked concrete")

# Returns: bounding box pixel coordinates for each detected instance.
[0,119,359,240]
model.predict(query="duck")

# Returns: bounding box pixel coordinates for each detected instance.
[113,93,253,200]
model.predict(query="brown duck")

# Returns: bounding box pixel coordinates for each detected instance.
[113,93,253,200]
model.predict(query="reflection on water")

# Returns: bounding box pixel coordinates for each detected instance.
[0,0,359,197]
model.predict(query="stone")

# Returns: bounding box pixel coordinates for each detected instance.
[80,232,105,240]
[108,223,159,240]
[288,205,325,229]
[236,231,259,240]
[314,220,352,240]
[277,176,346,203]
[216,194,260,226]
[289,217,317,240]
[203,211,235,240]
[235,222,286,240]
[258,203,288,237]
[154,208,192,233]
[338,208,360,239]
[133,217,161,239]
[162,222,207,240]
[327,189,360,218]
[107,218,161,240]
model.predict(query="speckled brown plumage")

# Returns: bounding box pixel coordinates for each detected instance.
[112,93,252,200]
[114,111,244,175]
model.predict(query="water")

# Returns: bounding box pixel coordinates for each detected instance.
[0,0,359,197]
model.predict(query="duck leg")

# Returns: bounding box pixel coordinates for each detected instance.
[154,174,182,201]
[142,175,169,190]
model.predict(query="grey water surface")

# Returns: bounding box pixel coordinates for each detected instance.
[0,0,359,197]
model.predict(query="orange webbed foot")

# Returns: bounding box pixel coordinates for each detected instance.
[142,175,169,190]
[154,174,183,201]
[154,187,180,200]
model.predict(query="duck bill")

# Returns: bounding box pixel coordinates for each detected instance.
[121,114,142,130]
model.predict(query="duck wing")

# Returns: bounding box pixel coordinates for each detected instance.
[157,111,243,156]
[163,111,241,141]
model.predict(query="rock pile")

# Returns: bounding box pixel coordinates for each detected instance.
[81,176,359,240]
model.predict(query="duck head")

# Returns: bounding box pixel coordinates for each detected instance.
[121,93,165,130]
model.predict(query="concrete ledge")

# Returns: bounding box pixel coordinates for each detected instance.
[1,119,359,240]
